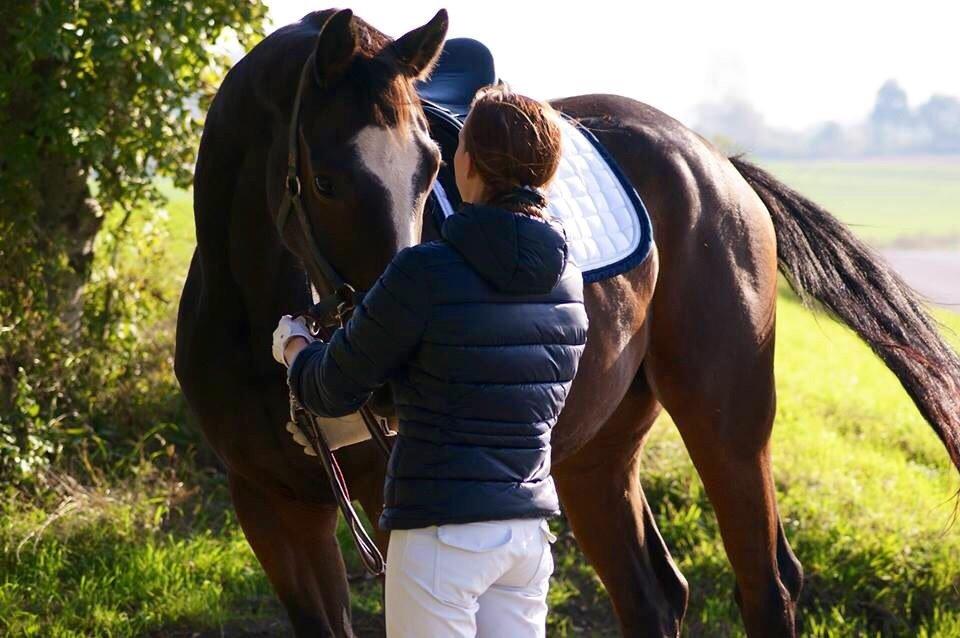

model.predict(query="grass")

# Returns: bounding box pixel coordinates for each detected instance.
[3,160,959,636]
[160,180,195,267]
[761,158,960,247]
[3,289,958,637]
[638,296,960,637]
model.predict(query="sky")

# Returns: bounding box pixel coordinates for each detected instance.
[263,0,960,130]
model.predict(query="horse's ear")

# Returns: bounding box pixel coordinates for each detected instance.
[313,9,357,87]
[387,9,448,80]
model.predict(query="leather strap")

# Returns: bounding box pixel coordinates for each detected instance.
[292,395,386,575]
[278,51,394,576]
[360,405,393,458]
[276,54,347,295]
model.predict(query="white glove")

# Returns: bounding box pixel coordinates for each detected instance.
[272,315,314,366]
[286,421,318,456]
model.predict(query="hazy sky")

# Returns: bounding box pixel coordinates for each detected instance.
[264,1,960,130]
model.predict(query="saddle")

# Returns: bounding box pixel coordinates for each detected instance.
[417,38,496,117]
[418,39,654,283]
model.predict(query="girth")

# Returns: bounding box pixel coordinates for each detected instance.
[276,51,393,576]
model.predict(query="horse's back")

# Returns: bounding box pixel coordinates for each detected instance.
[553,92,777,315]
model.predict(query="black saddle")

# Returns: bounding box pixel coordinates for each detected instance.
[416,38,497,222]
[416,38,497,117]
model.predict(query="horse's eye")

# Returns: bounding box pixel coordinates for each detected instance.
[314,176,335,198]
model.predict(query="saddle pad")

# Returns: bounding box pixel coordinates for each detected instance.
[433,115,653,283]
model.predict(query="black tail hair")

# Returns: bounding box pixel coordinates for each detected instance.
[730,156,960,475]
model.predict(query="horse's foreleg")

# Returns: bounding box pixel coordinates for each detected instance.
[554,379,688,637]
[229,471,353,637]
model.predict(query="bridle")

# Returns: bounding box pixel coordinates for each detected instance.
[275,52,356,326]
[275,51,394,576]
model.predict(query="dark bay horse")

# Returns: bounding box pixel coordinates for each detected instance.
[175,8,960,637]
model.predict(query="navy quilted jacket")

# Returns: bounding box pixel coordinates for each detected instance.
[288,203,588,530]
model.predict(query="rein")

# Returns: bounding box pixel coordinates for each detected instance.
[277,52,394,576]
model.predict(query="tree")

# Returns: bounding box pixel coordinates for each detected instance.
[808,121,847,158]
[868,80,915,154]
[916,94,960,153]
[870,80,910,127]
[1,0,266,292]
[0,0,267,481]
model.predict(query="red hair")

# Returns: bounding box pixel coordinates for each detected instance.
[461,85,562,216]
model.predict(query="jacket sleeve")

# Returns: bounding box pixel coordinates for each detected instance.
[287,248,429,417]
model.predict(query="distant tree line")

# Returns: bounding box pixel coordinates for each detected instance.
[696,80,960,158]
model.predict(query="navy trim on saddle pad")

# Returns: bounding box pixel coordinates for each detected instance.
[421,101,654,284]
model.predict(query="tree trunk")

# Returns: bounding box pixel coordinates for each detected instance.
[34,153,104,322]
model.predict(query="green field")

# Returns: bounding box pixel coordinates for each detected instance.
[162,182,196,267]
[3,161,959,636]
[763,158,960,247]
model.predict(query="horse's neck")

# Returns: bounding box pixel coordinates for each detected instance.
[190,35,317,366]
[191,129,310,379]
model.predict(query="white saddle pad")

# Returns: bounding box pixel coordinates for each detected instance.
[433,115,652,282]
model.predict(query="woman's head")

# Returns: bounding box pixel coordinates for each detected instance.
[454,85,562,215]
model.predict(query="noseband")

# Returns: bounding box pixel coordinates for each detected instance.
[276,52,393,576]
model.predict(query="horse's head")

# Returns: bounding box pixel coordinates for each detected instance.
[277,8,447,293]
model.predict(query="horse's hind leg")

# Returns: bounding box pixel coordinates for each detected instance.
[554,378,689,637]
[229,471,353,637]
[646,302,802,636]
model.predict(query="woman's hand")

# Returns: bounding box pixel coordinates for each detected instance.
[272,315,314,366]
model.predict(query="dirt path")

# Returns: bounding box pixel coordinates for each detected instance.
[881,249,960,311]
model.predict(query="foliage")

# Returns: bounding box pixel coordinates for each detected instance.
[1,203,181,486]
[2,289,958,636]
[0,0,266,210]
[0,0,267,485]
[0,449,276,637]
[869,80,960,155]
[1,28,958,628]
[3,158,960,633]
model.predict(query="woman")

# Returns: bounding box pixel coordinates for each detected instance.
[272,86,587,637]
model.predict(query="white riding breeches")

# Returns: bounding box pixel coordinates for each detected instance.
[385,518,557,637]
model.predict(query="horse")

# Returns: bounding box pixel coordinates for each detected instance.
[174,8,960,637]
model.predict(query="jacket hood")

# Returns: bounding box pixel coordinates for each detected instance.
[441,204,569,294]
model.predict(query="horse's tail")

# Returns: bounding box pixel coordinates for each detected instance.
[730,155,960,475]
